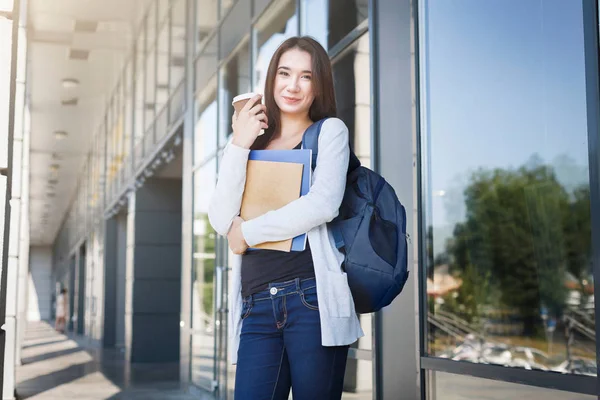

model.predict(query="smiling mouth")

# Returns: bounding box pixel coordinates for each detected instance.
[283,96,301,103]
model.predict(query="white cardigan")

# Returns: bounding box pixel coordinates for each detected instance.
[208,117,364,364]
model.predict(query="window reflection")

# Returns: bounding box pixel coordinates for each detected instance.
[194,80,218,164]
[219,43,250,147]
[301,0,368,51]
[253,0,297,94]
[422,1,595,376]
[145,41,157,131]
[156,18,170,114]
[196,0,218,53]
[220,0,235,18]
[192,158,218,389]
[195,34,218,95]
[171,0,186,89]
[332,33,371,168]
[134,28,145,147]
[430,371,595,400]
[124,61,133,174]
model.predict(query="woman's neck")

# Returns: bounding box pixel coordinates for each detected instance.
[277,113,313,138]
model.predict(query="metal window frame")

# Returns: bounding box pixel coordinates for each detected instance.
[422,357,596,396]
[583,0,600,395]
[0,0,20,395]
[415,0,600,397]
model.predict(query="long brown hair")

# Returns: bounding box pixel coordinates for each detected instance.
[251,36,337,150]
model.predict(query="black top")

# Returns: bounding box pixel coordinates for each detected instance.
[240,141,315,298]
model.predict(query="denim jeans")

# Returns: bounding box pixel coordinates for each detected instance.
[234,277,349,400]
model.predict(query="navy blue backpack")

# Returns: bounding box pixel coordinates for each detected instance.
[302,119,409,314]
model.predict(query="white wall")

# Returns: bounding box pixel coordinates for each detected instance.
[28,246,53,321]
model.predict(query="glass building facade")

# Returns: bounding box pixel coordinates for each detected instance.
[49,0,600,398]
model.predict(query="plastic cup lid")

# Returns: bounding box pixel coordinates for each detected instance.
[232,92,258,105]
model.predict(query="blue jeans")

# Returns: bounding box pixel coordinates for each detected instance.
[234,277,349,400]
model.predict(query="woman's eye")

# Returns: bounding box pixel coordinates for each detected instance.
[278,71,289,76]
[302,75,312,80]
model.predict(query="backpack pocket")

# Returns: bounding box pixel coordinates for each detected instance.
[369,209,398,267]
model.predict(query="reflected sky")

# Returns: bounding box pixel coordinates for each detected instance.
[424,0,589,255]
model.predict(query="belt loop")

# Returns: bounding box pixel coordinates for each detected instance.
[295,277,301,291]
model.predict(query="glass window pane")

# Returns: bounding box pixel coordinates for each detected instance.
[134,29,146,145]
[219,43,250,147]
[124,61,133,163]
[192,159,218,389]
[196,0,218,53]
[195,33,218,94]
[145,44,157,131]
[301,0,368,51]
[422,1,596,375]
[157,19,170,113]
[171,0,186,89]
[253,0,297,94]
[158,0,170,23]
[194,79,218,165]
[333,32,371,168]
[220,0,235,18]
[147,1,158,48]
[430,371,594,400]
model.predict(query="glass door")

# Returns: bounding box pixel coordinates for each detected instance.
[191,157,219,392]
[214,235,232,399]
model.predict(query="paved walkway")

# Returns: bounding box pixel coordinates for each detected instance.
[16,321,200,400]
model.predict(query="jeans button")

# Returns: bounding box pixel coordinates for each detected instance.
[270,287,278,295]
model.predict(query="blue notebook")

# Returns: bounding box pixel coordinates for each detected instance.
[247,149,312,251]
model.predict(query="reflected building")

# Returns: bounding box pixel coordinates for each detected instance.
[4,0,600,399]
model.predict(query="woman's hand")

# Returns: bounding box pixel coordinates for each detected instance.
[231,94,268,149]
[228,216,249,255]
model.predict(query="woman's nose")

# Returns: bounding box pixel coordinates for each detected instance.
[287,80,300,92]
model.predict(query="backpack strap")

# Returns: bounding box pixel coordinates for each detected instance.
[302,118,354,252]
[301,118,361,173]
[302,118,327,170]
[330,223,345,250]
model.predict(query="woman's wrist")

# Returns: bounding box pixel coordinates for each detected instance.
[231,135,251,149]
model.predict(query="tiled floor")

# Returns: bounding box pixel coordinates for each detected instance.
[16,321,200,400]
[16,322,373,400]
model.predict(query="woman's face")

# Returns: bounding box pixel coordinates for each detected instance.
[273,48,315,118]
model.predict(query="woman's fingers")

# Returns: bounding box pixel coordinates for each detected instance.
[241,94,263,112]
[255,112,268,123]
[249,104,266,115]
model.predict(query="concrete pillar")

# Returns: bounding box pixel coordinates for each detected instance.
[125,178,182,363]
[26,247,52,321]
[116,212,127,347]
[2,0,28,396]
[103,217,118,347]
[103,211,128,348]
[68,256,76,332]
[374,1,420,399]
[76,245,86,334]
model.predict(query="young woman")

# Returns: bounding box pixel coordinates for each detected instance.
[208,36,363,400]
[55,288,68,333]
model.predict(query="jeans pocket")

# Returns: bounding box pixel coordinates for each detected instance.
[241,300,253,320]
[300,285,319,311]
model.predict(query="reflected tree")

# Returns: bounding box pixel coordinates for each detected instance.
[446,163,582,336]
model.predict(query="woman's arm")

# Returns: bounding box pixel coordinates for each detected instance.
[207,142,250,236]
[240,118,349,247]
[209,95,267,236]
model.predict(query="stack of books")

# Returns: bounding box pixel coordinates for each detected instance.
[240,149,312,252]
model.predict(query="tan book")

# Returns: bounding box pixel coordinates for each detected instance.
[240,160,304,251]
